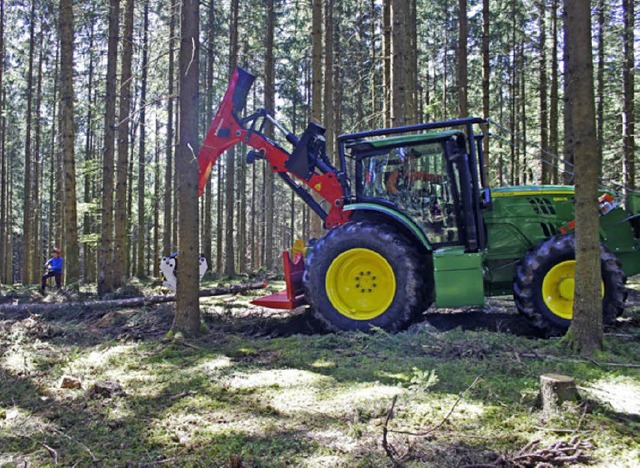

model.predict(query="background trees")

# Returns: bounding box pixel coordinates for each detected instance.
[0,0,636,288]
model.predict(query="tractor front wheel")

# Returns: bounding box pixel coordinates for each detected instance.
[513,234,627,335]
[303,221,428,332]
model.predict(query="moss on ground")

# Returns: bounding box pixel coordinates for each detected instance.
[0,277,639,466]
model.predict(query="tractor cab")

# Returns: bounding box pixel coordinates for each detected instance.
[339,118,489,253]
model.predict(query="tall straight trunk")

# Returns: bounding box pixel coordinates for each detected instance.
[97,0,119,296]
[113,0,134,287]
[264,0,275,269]
[407,0,417,124]
[59,0,79,284]
[0,0,4,284]
[153,116,160,277]
[136,1,149,278]
[383,0,391,127]
[595,0,605,165]
[23,0,36,284]
[390,0,409,127]
[309,0,323,239]
[216,161,223,272]
[324,0,334,159]
[164,0,177,256]
[549,0,559,184]
[83,21,95,282]
[173,0,201,337]
[622,0,635,192]
[481,0,490,175]
[31,32,44,284]
[457,0,468,118]
[539,0,550,184]
[224,0,239,276]
[202,0,215,272]
[564,0,602,356]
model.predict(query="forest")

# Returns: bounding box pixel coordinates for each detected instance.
[0,0,639,465]
[0,0,636,288]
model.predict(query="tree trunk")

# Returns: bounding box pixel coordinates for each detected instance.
[324,0,335,160]
[163,0,177,257]
[59,0,79,285]
[549,0,559,184]
[31,31,44,285]
[83,21,96,283]
[595,0,605,168]
[224,0,239,276]
[0,0,4,283]
[564,0,603,356]
[0,282,266,316]
[539,0,550,184]
[23,0,36,285]
[264,0,275,270]
[622,0,635,193]
[383,0,391,127]
[113,0,134,288]
[97,0,119,297]
[481,0,490,175]
[172,0,201,337]
[309,0,323,239]
[391,0,409,127]
[136,0,149,278]
[457,0,468,118]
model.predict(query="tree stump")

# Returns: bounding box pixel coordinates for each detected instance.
[540,373,580,416]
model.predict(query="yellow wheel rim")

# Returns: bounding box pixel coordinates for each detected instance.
[542,260,604,320]
[325,248,396,320]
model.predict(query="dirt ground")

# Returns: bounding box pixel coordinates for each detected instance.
[1,275,637,345]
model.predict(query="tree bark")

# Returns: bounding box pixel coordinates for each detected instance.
[0,282,266,315]
[98,0,119,296]
[390,0,409,127]
[622,0,635,193]
[264,0,275,270]
[309,0,323,239]
[224,0,239,276]
[163,0,177,258]
[23,0,36,285]
[113,0,134,288]
[136,0,150,278]
[564,0,603,356]
[172,0,201,337]
[457,0,468,118]
[539,0,550,184]
[59,0,79,285]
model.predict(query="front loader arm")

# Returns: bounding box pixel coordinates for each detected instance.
[198,68,351,229]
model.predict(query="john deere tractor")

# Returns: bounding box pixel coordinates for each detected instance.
[188,68,640,335]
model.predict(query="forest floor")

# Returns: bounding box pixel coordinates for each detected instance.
[0,275,639,466]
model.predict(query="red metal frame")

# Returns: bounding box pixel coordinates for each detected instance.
[198,68,351,229]
[197,68,352,309]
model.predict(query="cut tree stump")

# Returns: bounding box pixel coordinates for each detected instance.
[0,281,267,316]
[540,373,580,416]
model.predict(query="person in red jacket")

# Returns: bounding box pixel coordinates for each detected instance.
[41,247,64,293]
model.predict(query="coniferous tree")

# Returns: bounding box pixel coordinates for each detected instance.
[173,0,200,337]
[98,0,119,296]
[565,0,603,356]
[59,0,79,285]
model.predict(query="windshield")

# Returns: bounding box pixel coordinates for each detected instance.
[359,141,461,245]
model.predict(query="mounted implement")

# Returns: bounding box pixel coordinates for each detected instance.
[184,67,640,335]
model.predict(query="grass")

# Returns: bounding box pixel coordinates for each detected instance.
[0,277,639,466]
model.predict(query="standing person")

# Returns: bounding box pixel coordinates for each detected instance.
[41,247,64,293]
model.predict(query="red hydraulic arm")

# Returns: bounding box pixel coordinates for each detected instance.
[198,68,351,229]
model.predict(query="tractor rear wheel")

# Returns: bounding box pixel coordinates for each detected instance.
[513,234,627,335]
[303,221,429,332]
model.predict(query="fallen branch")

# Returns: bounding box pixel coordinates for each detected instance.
[0,281,267,316]
[20,434,59,464]
[389,370,485,437]
[382,395,403,467]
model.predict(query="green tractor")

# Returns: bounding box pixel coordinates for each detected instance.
[194,68,640,335]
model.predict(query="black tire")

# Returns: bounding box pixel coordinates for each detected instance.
[513,234,627,335]
[303,221,430,332]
